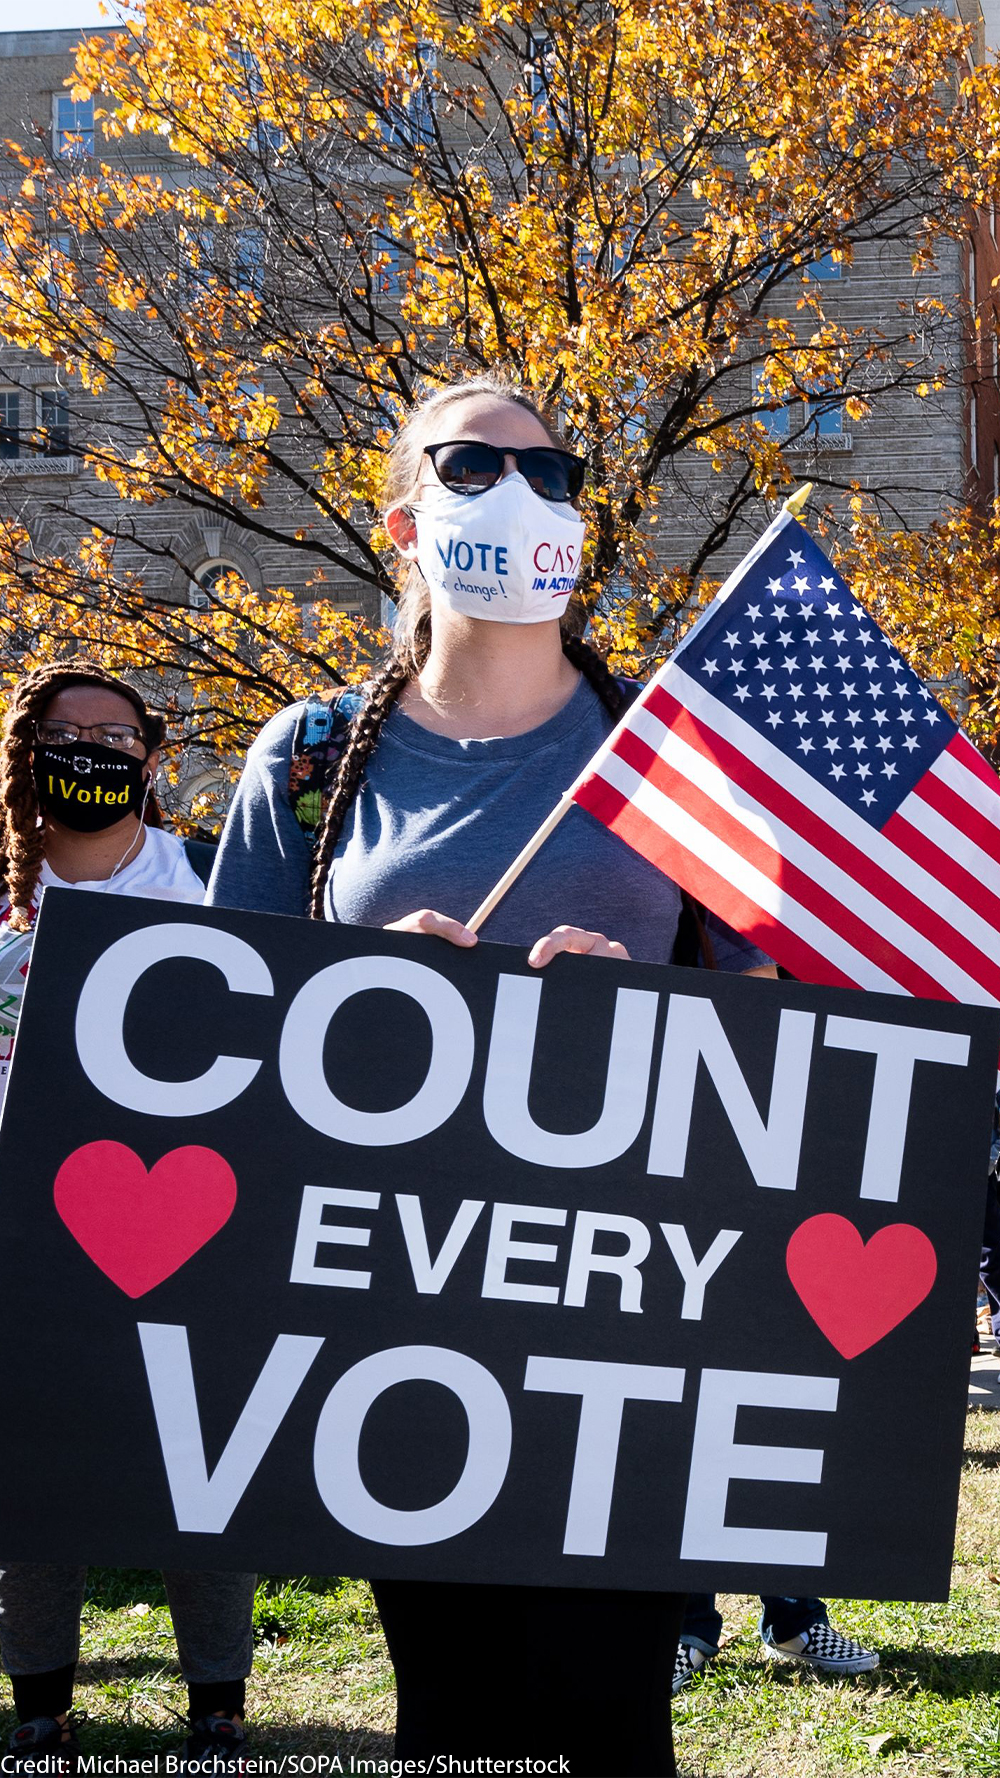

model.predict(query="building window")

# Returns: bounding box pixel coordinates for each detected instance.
[382,45,436,149]
[179,226,216,297]
[994,443,999,504]
[0,392,21,460]
[42,233,73,303]
[191,559,248,607]
[235,380,275,441]
[0,389,75,472]
[771,370,854,453]
[753,367,790,439]
[38,389,70,455]
[527,34,554,102]
[0,390,70,458]
[807,400,844,438]
[232,45,283,155]
[970,242,977,310]
[251,117,283,158]
[623,375,650,444]
[52,94,94,159]
[526,34,566,141]
[233,227,265,296]
[373,230,404,299]
[970,390,978,472]
[804,252,842,281]
[803,375,844,438]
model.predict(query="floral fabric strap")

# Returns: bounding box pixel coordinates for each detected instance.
[287,689,366,844]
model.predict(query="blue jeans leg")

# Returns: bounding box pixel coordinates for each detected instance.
[680,1592,723,1657]
[759,1597,829,1643]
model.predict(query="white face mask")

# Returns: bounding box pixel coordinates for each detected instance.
[411,471,586,624]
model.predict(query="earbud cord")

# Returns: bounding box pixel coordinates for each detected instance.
[108,775,152,883]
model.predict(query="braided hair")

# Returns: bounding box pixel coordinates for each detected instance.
[309,374,625,918]
[1,662,166,933]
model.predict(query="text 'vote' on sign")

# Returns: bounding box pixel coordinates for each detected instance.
[0,889,994,1599]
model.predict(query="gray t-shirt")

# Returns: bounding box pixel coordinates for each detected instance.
[207,676,770,972]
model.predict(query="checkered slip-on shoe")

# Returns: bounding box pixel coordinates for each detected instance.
[760,1617,879,1675]
[672,1641,712,1694]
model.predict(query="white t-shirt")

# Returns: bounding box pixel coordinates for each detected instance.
[0,827,205,1110]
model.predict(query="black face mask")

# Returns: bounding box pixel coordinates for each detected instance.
[33,741,148,833]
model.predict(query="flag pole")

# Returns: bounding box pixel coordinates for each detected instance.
[782,481,813,518]
[466,792,575,933]
[466,481,816,935]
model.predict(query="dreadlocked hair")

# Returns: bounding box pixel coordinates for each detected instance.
[308,373,624,918]
[1,661,167,933]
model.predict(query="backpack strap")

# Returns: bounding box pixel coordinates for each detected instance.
[288,688,366,845]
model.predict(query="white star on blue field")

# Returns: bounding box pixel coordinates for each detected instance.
[683,524,952,827]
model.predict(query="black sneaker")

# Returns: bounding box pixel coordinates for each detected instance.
[181,1715,250,1772]
[5,1717,81,1774]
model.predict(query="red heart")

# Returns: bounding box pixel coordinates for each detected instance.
[786,1214,937,1360]
[54,1141,237,1299]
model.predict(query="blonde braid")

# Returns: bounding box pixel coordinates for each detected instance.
[308,656,414,918]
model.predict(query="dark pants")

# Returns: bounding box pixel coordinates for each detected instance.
[372,1579,685,1777]
[0,1563,254,1724]
[982,1173,1000,1338]
[681,1593,828,1656]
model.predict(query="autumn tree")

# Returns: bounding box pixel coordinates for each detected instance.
[3,0,1000,811]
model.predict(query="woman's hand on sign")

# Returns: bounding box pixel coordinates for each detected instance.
[527,926,631,969]
[384,908,478,947]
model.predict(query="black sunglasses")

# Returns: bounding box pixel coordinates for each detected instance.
[423,440,586,503]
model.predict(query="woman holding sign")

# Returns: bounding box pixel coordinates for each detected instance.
[0,663,255,1772]
[208,375,774,1775]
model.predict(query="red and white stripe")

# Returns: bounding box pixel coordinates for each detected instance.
[571,663,1000,1006]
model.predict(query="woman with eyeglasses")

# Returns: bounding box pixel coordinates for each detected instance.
[0,662,256,1773]
[208,373,773,1776]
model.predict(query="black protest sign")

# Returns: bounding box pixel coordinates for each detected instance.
[0,888,996,1600]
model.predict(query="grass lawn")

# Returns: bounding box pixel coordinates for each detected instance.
[5,1409,1000,1774]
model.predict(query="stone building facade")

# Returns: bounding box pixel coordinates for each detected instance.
[0,27,380,633]
[1,12,997,634]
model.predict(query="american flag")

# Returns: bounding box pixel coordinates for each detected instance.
[572,511,1000,1004]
